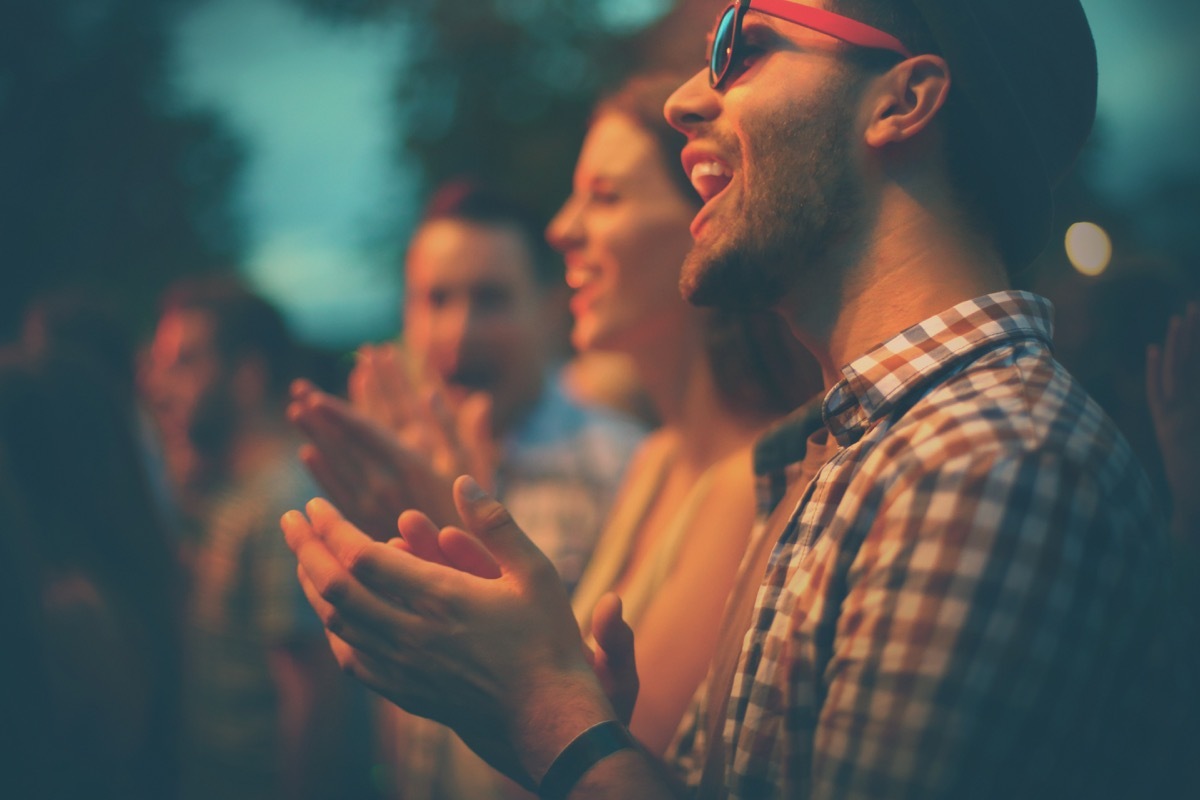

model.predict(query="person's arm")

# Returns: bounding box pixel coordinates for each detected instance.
[281,479,683,798]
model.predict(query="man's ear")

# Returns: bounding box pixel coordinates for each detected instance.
[864,54,951,149]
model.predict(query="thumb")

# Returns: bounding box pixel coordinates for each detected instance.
[590,593,638,726]
[452,474,548,580]
[592,593,636,675]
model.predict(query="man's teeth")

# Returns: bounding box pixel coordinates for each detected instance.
[690,161,731,181]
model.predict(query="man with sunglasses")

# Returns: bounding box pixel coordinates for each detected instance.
[283,1,1192,798]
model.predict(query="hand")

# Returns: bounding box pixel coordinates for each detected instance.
[280,477,618,786]
[288,379,459,537]
[387,513,639,725]
[1147,302,1200,542]
[349,344,498,491]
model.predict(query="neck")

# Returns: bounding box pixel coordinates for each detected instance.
[780,183,1010,389]
[626,316,773,470]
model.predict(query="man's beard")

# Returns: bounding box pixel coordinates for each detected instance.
[682,73,866,312]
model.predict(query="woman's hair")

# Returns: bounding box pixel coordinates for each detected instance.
[594,73,823,417]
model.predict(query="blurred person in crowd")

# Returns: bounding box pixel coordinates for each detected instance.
[0,348,182,799]
[283,0,1194,797]
[145,276,372,800]
[23,289,181,533]
[289,180,646,592]
[22,290,138,400]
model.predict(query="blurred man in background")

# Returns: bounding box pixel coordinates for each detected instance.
[145,276,373,800]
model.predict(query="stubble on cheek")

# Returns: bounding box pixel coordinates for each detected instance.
[680,76,865,313]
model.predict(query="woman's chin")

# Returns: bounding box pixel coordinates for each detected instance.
[570,320,603,354]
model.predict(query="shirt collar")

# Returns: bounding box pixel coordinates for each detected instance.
[823,290,1055,447]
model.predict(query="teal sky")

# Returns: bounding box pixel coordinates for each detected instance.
[172,0,414,349]
[170,0,1200,349]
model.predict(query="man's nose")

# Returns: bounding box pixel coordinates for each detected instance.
[665,68,717,134]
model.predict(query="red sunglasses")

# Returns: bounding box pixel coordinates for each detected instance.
[709,0,913,88]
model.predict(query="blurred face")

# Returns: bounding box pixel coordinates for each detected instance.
[546,112,699,354]
[403,218,547,432]
[144,308,235,456]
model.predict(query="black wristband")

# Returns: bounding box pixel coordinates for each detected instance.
[538,720,637,800]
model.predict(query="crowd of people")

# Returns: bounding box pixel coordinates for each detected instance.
[4,1,1198,798]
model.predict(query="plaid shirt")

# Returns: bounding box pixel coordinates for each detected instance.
[673,291,1183,798]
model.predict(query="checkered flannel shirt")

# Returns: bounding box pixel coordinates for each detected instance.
[675,291,1183,798]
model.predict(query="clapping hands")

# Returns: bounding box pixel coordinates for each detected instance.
[281,477,638,786]
[287,342,498,538]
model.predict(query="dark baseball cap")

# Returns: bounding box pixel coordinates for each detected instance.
[910,0,1098,268]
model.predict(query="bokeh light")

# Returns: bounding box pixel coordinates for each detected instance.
[1065,222,1113,276]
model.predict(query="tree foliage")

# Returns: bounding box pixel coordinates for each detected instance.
[288,0,707,223]
[0,0,246,339]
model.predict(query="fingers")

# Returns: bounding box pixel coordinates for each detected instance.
[291,378,318,401]
[305,496,394,580]
[452,475,549,581]
[391,511,500,578]
[375,344,419,432]
[438,526,502,579]
[290,391,371,488]
[1151,302,1200,411]
[348,346,391,427]
[313,392,421,468]
[305,495,348,530]
[423,387,461,471]
[1163,315,1182,401]
[283,509,410,652]
[396,509,453,568]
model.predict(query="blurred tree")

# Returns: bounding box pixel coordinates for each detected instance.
[0,0,245,340]
[287,0,721,225]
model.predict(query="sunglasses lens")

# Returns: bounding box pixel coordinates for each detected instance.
[710,6,737,85]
